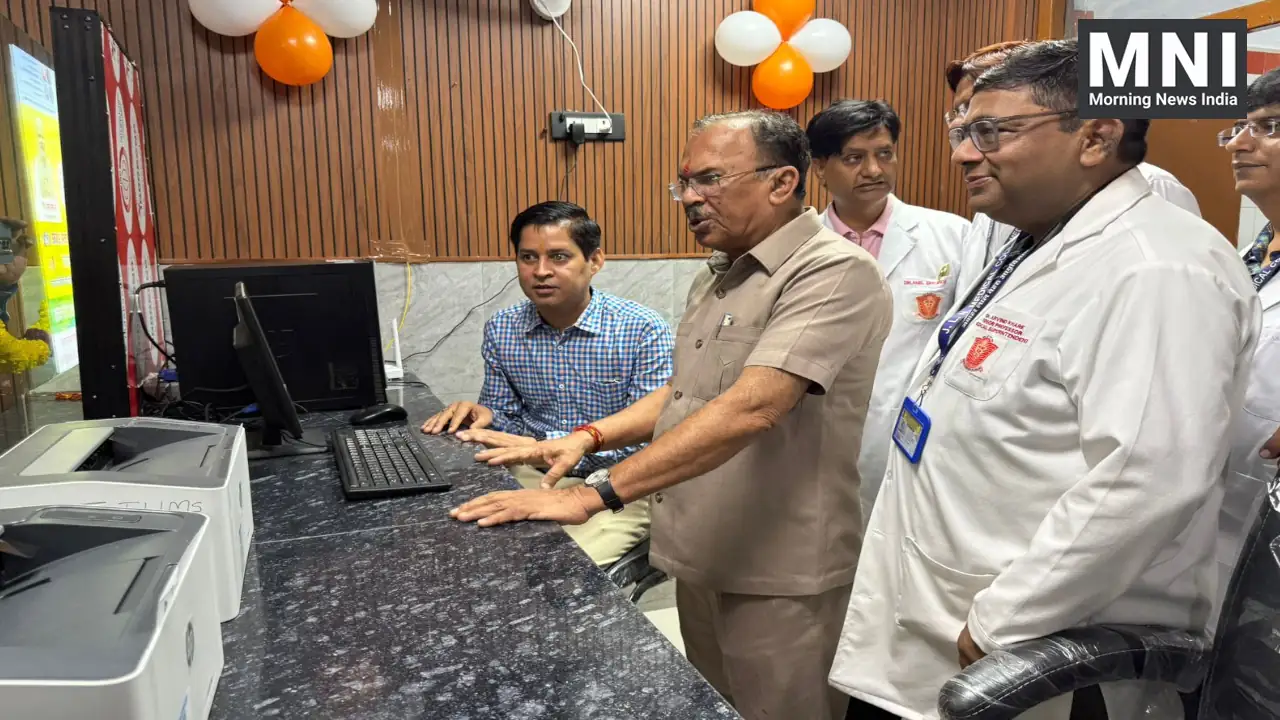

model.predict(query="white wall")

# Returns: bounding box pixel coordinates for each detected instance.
[373,259,706,406]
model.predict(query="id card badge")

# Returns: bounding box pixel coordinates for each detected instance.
[892,397,932,464]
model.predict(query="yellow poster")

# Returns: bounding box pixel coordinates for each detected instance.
[10,44,76,373]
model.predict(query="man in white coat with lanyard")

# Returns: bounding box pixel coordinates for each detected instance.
[945,41,1204,266]
[830,39,1261,720]
[806,100,977,516]
[1220,68,1280,598]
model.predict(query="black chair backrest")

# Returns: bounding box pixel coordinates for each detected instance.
[1199,478,1280,718]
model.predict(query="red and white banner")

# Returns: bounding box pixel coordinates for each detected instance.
[102,26,163,416]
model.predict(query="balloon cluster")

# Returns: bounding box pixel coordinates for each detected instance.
[188,0,377,86]
[715,0,852,110]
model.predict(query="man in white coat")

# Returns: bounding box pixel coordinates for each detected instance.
[945,41,1203,265]
[806,100,977,515]
[830,39,1261,720]
[1220,67,1280,597]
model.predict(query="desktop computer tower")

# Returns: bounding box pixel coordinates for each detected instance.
[52,9,164,419]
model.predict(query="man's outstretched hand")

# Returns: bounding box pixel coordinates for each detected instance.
[450,485,601,527]
[421,401,494,434]
[455,428,537,449]
[473,431,596,489]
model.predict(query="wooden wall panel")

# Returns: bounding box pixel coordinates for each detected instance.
[4,0,1043,263]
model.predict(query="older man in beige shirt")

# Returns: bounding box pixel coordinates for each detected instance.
[450,110,892,720]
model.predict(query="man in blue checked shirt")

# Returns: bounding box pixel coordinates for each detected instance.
[421,201,674,567]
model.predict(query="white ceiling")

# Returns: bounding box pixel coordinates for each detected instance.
[1074,0,1280,50]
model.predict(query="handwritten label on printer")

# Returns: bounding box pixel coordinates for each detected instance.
[81,498,205,513]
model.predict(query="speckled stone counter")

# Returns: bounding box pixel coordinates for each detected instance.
[210,381,739,719]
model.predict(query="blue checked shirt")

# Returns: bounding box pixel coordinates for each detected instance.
[479,290,674,475]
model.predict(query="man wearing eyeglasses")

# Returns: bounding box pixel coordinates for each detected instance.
[805,100,978,519]
[1218,67,1280,609]
[450,110,893,720]
[829,39,1259,720]
[944,40,1202,266]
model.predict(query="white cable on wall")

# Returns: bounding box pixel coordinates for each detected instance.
[533,0,612,131]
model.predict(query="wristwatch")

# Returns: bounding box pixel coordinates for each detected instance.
[584,468,624,513]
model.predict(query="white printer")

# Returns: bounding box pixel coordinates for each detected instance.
[0,505,223,720]
[0,417,252,621]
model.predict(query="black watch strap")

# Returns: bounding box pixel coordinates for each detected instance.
[593,478,625,513]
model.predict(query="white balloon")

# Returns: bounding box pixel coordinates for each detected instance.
[188,0,280,37]
[714,11,782,67]
[291,0,379,39]
[788,19,852,73]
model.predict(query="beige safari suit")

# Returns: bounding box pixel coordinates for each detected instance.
[651,209,893,720]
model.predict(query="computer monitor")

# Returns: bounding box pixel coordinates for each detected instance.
[164,260,387,413]
[233,283,330,461]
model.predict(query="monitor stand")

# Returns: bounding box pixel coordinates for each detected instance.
[246,425,331,462]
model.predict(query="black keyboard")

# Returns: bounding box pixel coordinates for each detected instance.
[332,425,453,500]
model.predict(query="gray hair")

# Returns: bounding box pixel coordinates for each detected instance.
[692,110,810,199]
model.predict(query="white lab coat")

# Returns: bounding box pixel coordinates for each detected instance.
[1221,247,1280,598]
[1140,162,1201,217]
[968,163,1200,266]
[821,198,977,516]
[828,168,1261,720]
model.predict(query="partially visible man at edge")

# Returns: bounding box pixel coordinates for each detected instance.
[448,110,893,720]
[945,40,1203,265]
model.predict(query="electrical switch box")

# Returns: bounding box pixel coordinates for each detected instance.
[549,112,626,143]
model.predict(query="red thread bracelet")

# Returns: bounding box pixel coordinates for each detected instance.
[573,424,604,452]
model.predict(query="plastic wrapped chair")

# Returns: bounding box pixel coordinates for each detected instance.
[939,477,1280,720]
[605,536,668,604]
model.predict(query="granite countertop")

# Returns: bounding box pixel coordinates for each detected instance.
[211,380,739,719]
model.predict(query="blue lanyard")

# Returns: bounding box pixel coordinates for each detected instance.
[1246,224,1280,291]
[1256,255,1280,292]
[923,232,1036,390]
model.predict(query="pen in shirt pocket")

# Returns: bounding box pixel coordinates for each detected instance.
[714,313,734,338]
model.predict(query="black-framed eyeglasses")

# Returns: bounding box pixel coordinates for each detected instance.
[947,109,1077,153]
[1218,118,1280,146]
[669,165,781,201]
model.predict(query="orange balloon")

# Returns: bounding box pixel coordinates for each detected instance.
[752,44,814,110]
[754,0,815,40]
[254,6,333,86]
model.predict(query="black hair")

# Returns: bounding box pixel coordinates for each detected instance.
[945,40,1033,92]
[975,38,1148,165]
[1248,68,1280,112]
[508,201,601,256]
[805,100,901,159]
[692,110,811,199]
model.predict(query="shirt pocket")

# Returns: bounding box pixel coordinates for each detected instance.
[570,375,630,415]
[898,277,953,324]
[942,306,1044,402]
[700,325,764,400]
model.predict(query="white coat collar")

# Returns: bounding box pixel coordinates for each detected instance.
[880,199,920,277]
[1260,278,1280,312]
[998,167,1151,297]
[820,195,919,276]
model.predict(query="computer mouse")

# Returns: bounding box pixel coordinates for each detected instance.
[348,403,408,426]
